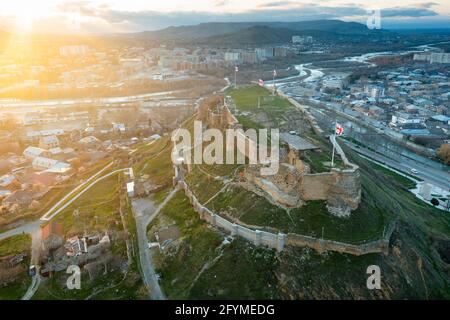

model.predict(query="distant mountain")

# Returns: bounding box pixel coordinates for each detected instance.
[135,19,391,42]
[199,26,299,45]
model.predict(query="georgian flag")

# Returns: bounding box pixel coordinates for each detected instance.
[273,69,277,77]
[235,66,239,72]
[258,79,264,86]
[335,123,344,136]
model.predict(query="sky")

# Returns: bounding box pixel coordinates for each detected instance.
[0,0,449,33]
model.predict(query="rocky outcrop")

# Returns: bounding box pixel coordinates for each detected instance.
[326,169,361,217]
[244,163,361,217]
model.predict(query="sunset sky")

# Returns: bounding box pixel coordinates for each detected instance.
[0,0,449,33]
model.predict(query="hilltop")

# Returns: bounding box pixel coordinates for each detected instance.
[133,20,392,44]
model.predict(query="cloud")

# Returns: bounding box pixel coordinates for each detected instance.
[213,0,231,7]
[258,1,295,8]
[2,0,444,33]
[382,6,438,18]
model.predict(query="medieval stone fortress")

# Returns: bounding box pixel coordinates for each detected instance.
[196,92,361,218]
[169,87,395,257]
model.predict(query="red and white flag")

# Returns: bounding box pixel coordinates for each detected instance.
[258,79,264,86]
[235,66,239,72]
[335,123,344,136]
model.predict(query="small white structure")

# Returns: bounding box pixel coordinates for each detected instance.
[49,147,63,155]
[113,123,126,132]
[126,182,135,197]
[149,134,161,141]
[419,183,432,201]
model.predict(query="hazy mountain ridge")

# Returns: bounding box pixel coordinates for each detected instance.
[135,19,391,41]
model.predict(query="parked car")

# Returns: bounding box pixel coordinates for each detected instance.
[28,265,36,277]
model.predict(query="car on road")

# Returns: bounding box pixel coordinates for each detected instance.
[411,168,419,174]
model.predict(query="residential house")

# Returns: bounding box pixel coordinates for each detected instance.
[39,135,60,149]
[32,157,71,173]
[23,147,49,160]
[42,222,64,252]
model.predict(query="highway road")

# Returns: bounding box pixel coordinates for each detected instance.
[343,140,450,190]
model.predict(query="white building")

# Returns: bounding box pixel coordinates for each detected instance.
[23,147,48,160]
[32,157,71,173]
[255,48,274,61]
[0,174,16,188]
[59,45,90,57]
[39,135,60,149]
[430,53,450,64]
[413,52,450,64]
[127,182,135,197]
[292,36,313,44]
[224,52,241,63]
[26,129,64,140]
[390,112,423,127]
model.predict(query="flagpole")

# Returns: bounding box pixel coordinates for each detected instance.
[272,69,276,95]
[234,66,237,88]
[331,120,337,168]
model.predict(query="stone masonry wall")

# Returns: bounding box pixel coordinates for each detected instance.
[174,165,391,256]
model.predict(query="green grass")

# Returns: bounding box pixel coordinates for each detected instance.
[0,234,31,300]
[0,234,31,256]
[302,149,344,173]
[51,174,122,236]
[209,185,387,244]
[150,191,223,299]
[366,161,418,189]
[227,85,296,128]
[184,165,227,203]
[189,238,281,299]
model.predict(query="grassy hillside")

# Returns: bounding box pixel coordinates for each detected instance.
[0,234,31,300]
[141,86,450,299]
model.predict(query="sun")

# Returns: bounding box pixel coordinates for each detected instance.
[2,1,51,32]
[15,8,36,31]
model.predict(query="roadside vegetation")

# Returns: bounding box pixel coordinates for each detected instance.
[33,172,146,300]
[0,234,31,300]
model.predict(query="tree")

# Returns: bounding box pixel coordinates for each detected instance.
[437,144,450,165]
[431,198,440,207]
